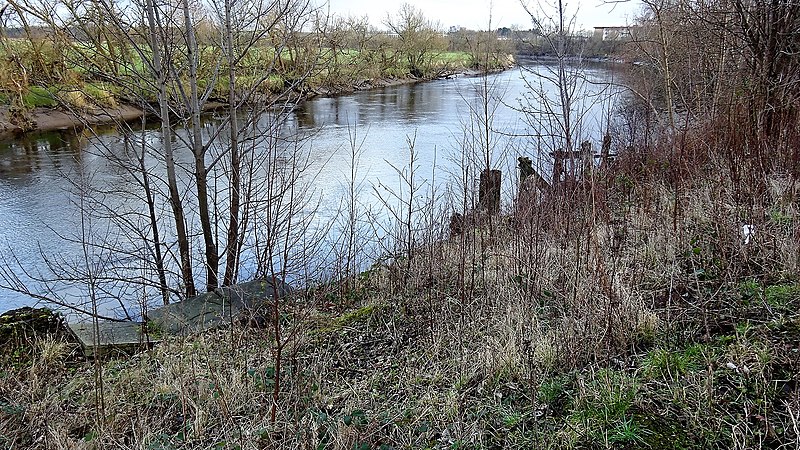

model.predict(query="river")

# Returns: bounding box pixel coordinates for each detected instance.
[0,62,623,319]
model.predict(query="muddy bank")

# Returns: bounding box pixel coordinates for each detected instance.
[305,74,449,98]
[0,104,145,141]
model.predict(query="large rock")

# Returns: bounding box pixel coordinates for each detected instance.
[0,307,63,348]
[0,307,72,363]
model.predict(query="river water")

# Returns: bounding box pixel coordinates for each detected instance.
[0,62,622,319]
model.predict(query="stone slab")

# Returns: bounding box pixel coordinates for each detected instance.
[147,278,287,336]
[67,320,159,358]
[147,290,240,335]
[217,278,286,309]
[66,278,288,355]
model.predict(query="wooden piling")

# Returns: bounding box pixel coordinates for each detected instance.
[479,169,501,215]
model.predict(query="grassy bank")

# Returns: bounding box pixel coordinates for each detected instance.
[0,38,494,110]
[2,129,798,448]
[0,38,513,138]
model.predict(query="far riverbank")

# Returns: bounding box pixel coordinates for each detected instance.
[0,63,514,141]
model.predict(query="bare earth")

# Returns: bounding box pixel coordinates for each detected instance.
[0,104,145,140]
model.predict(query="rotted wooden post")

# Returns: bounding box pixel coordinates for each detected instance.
[518,156,534,184]
[601,133,612,167]
[479,169,501,215]
[550,150,564,185]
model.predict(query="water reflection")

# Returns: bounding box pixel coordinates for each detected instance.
[295,82,447,129]
[0,131,85,181]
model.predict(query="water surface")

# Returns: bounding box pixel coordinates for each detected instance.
[0,63,621,318]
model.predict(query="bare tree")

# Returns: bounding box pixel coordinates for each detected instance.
[519,0,596,185]
[0,0,323,315]
[384,3,444,78]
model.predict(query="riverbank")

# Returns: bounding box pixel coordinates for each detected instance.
[0,66,513,141]
[0,104,144,140]
[2,135,798,447]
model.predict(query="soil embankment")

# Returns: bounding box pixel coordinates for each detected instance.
[0,104,144,140]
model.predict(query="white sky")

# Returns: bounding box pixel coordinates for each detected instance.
[321,0,642,31]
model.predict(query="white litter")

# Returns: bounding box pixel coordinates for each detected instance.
[742,224,756,245]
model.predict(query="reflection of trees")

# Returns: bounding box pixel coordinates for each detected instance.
[293,82,444,129]
[0,130,85,179]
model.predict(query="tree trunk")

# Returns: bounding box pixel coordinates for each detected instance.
[223,0,240,286]
[183,0,219,292]
[146,0,195,298]
[135,131,170,305]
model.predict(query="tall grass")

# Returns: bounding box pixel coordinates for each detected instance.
[2,4,799,448]
[3,89,799,448]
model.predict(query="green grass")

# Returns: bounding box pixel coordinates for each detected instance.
[643,344,705,379]
[567,369,646,446]
[765,283,800,309]
[1,37,503,110]
[538,375,570,406]
[83,82,120,107]
[22,86,57,107]
[739,279,800,310]
[435,51,472,64]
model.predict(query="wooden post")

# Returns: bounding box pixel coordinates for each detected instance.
[518,156,550,191]
[449,212,464,237]
[580,140,593,175]
[552,153,564,185]
[518,156,535,184]
[479,169,501,215]
[601,133,612,167]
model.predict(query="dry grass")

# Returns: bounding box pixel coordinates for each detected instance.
[2,131,799,449]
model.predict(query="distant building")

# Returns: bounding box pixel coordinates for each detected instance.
[593,26,634,41]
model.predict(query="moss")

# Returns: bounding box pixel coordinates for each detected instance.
[22,86,58,107]
[0,307,64,366]
[628,413,690,449]
[139,321,165,340]
[82,83,119,107]
[313,303,380,335]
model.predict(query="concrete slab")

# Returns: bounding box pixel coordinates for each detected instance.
[67,320,159,358]
[67,278,289,356]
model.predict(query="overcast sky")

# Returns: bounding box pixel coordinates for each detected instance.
[322,0,642,31]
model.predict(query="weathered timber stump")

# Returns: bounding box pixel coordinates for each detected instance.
[580,140,593,165]
[551,153,564,185]
[601,133,612,166]
[479,169,501,215]
[518,156,535,183]
[449,212,465,237]
[518,157,550,190]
